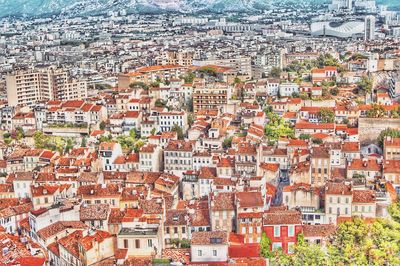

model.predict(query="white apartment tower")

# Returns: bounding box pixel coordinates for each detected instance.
[6,67,87,107]
[364,15,376,41]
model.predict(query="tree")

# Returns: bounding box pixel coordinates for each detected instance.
[99,121,106,130]
[171,124,184,140]
[317,108,335,123]
[155,99,166,108]
[187,113,194,126]
[357,76,373,96]
[182,71,195,83]
[377,128,400,147]
[264,112,294,141]
[260,232,272,258]
[291,92,300,98]
[198,67,217,77]
[223,136,233,149]
[330,87,339,96]
[316,53,340,68]
[366,104,385,118]
[234,77,241,84]
[312,138,323,144]
[269,67,282,78]
[134,139,145,153]
[186,98,194,112]
[81,137,87,148]
[15,127,25,140]
[150,128,157,136]
[129,82,149,91]
[299,133,311,140]
[65,139,74,154]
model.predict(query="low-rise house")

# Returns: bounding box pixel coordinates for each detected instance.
[210,192,236,233]
[78,230,114,266]
[384,137,400,160]
[303,224,335,247]
[263,208,302,254]
[190,231,228,263]
[80,204,110,231]
[352,190,376,218]
[236,192,264,244]
[164,209,189,248]
[325,182,352,224]
[347,158,382,181]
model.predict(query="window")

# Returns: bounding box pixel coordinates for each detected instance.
[213,250,217,256]
[274,226,280,237]
[198,250,202,256]
[147,239,152,247]
[242,227,246,234]
[337,197,341,204]
[288,242,295,254]
[249,227,253,234]
[182,227,186,234]
[166,227,170,234]
[135,239,140,249]
[124,239,128,248]
[329,197,333,203]
[288,225,295,237]
[174,227,178,234]
[272,242,282,251]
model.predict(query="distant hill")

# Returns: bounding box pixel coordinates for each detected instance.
[0,0,398,18]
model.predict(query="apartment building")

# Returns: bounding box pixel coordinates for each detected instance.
[6,68,87,107]
[193,84,230,112]
[164,140,195,177]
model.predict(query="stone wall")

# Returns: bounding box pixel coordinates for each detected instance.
[358,118,400,144]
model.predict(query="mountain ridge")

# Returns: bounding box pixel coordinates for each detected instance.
[0,0,398,18]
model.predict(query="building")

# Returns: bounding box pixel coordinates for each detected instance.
[6,68,87,107]
[365,15,376,41]
[384,137,400,160]
[190,231,228,263]
[193,84,230,112]
[325,182,352,224]
[263,208,302,254]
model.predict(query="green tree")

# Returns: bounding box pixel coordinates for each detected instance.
[171,124,184,140]
[182,71,195,83]
[15,127,25,140]
[234,77,242,84]
[134,139,145,153]
[81,137,87,148]
[129,81,149,91]
[187,113,194,126]
[260,232,272,258]
[299,133,311,140]
[312,138,323,144]
[366,104,385,118]
[222,136,233,149]
[357,76,373,96]
[330,87,339,96]
[264,112,294,141]
[317,108,335,123]
[377,128,400,147]
[99,121,106,130]
[270,67,282,78]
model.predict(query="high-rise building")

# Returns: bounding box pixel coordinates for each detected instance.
[329,0,353,11]
[6,67,87,107]
[364,15,376,41]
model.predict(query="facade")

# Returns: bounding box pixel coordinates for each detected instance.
[6,68,87,107]
[191,231,229,262]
